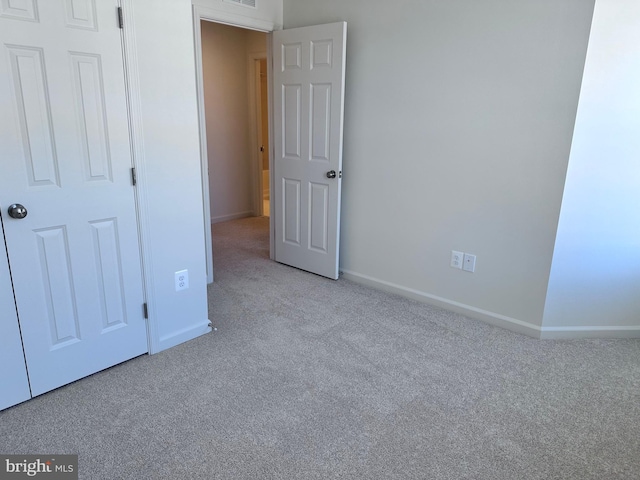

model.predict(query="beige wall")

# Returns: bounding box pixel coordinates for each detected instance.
[201,21,267,223]
[283,0,594,333]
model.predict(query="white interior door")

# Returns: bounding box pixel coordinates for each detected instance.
[0,229,31,411]
[273,22,347,280]
[0,0,148,397]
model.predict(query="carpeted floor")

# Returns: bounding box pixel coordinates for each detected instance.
[1,216,639,479]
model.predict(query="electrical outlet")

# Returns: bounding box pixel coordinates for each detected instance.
[450,250,464,269]
[463,254,476,273]
[175,269,189,291]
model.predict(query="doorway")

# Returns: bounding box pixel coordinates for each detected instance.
[194,12,346,283]
[257,58,270,217]
[199,21,269,221]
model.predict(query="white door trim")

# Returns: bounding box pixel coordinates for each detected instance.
[120,0,158,354]
[267,33,275,260]
[192,5,279,280]
[194,5,279,33]
[192,9,215,284]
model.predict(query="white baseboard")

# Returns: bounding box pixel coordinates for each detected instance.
[157,320,212,352]
[340,270,640,340]
[539,326,640,339]
[210,211,253,225]
[340,269,542,338]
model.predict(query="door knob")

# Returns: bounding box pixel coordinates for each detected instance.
[326,170,337,179]
[8,204,27,219]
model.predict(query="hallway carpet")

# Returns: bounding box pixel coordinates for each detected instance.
[1,217,639,479]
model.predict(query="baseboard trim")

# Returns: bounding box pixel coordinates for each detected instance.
[539,326,640,340]
[340,269,542,338]
[340,270,640,340]
[211,211,253,225]
[157,320,212,353]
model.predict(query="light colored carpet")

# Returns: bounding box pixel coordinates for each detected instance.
[1,216,639,479]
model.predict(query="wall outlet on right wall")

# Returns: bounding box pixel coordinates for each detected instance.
[462,254,476,273]
[450,250,464,269]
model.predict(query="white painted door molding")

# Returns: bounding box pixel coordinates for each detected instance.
[193,4,279,33]
[192,6,215,284]
[119,0,161,352]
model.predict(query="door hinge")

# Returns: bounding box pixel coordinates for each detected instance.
[117,7,124,29]
[131,167,137,186]
[143,303,148,319]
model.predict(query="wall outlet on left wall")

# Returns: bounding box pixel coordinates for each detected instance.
[175,270,189,291]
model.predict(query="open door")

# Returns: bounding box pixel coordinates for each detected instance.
[272,22,347,280]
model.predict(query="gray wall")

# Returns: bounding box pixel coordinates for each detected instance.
[283,0,594,331]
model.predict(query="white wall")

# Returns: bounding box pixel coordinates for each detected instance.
[201,22,266,223]
[542,0,640,336]
[283,0,594,334]
[127,0,210,351]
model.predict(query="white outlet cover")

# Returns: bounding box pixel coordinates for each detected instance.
[175,269,189,291]
[451,250,464,269]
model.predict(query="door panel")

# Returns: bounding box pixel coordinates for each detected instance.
[273,22,346,279]
[0,0,38,22]
[0,0,147,398]
[309,182,329,253]
[64,0,98,30]
[8,45,60,187]
[71,53,112,181]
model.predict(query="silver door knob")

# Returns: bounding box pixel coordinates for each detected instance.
[8,204,27,219]
[326,170,337,179]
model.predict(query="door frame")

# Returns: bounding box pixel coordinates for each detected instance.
[119,0,159,353]
[249,55,268,217]
[193,5,277,283]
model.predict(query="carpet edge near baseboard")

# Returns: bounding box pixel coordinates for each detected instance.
[340,269,640,340]
[340,269,542,339]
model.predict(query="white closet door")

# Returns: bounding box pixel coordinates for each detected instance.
[0,0,148,397]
